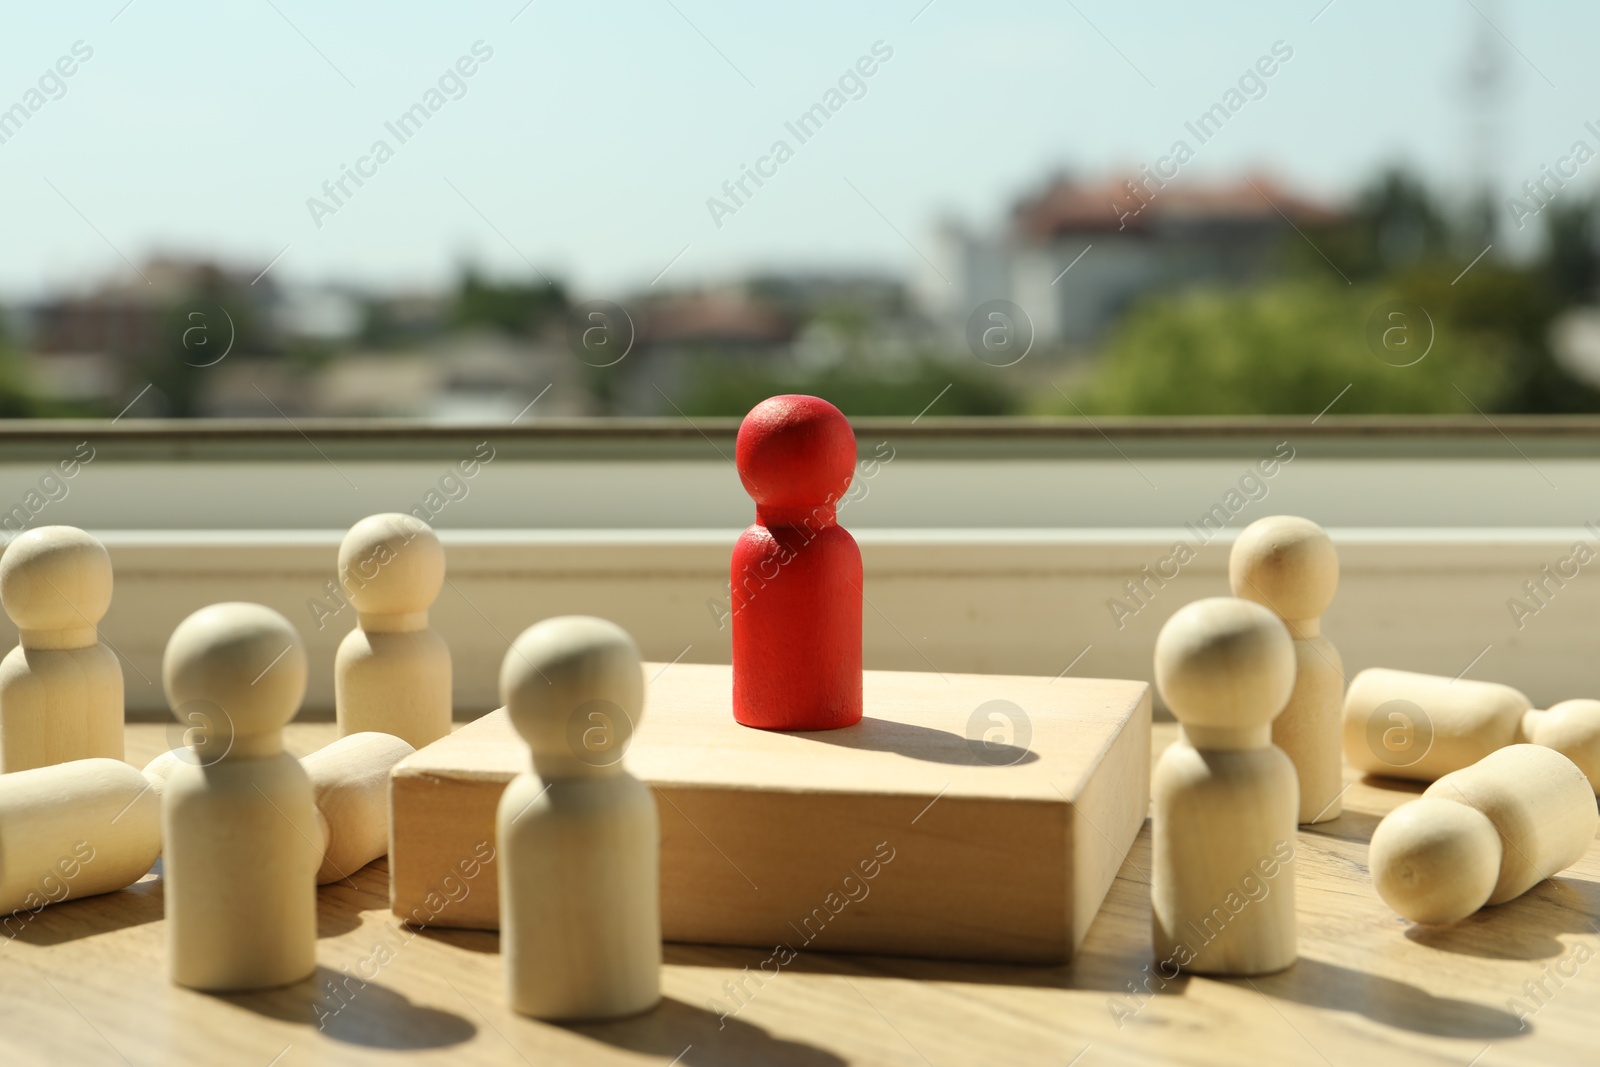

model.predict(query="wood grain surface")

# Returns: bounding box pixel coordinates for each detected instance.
[0,721,1593,1066]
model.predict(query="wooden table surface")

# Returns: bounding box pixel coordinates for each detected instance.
[2,722,1594,1067]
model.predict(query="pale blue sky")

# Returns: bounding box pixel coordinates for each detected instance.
[0,0,1592,300]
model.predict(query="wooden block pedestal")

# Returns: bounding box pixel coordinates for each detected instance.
[391,663,1150,964]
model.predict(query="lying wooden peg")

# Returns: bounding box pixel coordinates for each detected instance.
[143,731,414,885]
[1344,668,1600,792]
[1368,744,1598,924]
[0,757,160,919]
[1343,668,1526,781]
[304,731,415,884]
[1524,699,1600,790]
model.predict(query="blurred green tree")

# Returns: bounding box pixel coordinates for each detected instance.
[1067,281,1512,416]
[1542,193,1600,307]
[1348,169,1457,276]
[452,269,567,337]
[0,309,44,417]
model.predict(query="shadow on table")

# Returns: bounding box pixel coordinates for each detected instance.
[220,965,476,1049]
[8,856,379,947]
[411,925,499,954]
[1404,876,1600,961]
[311,891,375,941]
[568,994,846,1067]
[663,943,1079,992]
[1357,774,1429,796]
[310,862,388,940]
[1240,957,1528,1040]
[1299,807,1382,846]
[8,868,164,946]
[791,717,1038,767]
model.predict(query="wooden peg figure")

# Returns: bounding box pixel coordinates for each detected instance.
[0,526,124,772]
[1343,669,1600,792]
[161,602,319,991]
[731,395,862,730]
[498,615,660,1020]
[303,731,415,884]
[1153,597,1299,976]
[1527,700,1600,790]
[0,758,160,915]
[1369,745,1598,923]
[335,513,452,749]
[1229,516,1344,823]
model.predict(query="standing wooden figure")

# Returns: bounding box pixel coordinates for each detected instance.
[162,602,319,991]
[0,526,124,772]
[335,514,452,749]
[1153,597,1299,976]
[1229,516,1344,823]
[497,616,660,1020]
[731,395,862,730]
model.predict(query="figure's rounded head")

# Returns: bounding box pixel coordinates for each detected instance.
[338,514,444,617]
[501,616,644,776]
[1368,797,1500,924]
[735,395,855,511]
[1229,515,1338,623]
[164,602,307,742]
[0,526,113,632]
[1154,597,1295,732]
[1537,699,1600,791]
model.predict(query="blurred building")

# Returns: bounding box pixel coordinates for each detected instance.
[200,331,585,420]
[603,288,798,413]
[918,173,1342,345]
[18,256,279,412]
[639,289,797,356]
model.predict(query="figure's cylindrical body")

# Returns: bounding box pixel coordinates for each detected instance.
[0,642,124,772]
[335,626,451,749]
[1276,632,1343,823]
[0,758,159,916]
[498,772,661,1020]
[731,521,862,730]
[1152,739,1299,975]
[163,753,319,991]
[304,731,414,884]
[1342,668,1527,781]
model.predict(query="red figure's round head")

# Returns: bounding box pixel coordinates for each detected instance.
[736,395,856,520]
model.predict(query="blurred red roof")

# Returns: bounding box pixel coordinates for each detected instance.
[1013,173,1342,240]
[642,291,795,345]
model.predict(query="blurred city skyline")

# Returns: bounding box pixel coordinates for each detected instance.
[0,0,1591,300]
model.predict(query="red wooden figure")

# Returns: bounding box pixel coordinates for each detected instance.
[731,395,863,730]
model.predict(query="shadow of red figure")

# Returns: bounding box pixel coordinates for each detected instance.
[731,395,862,731]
